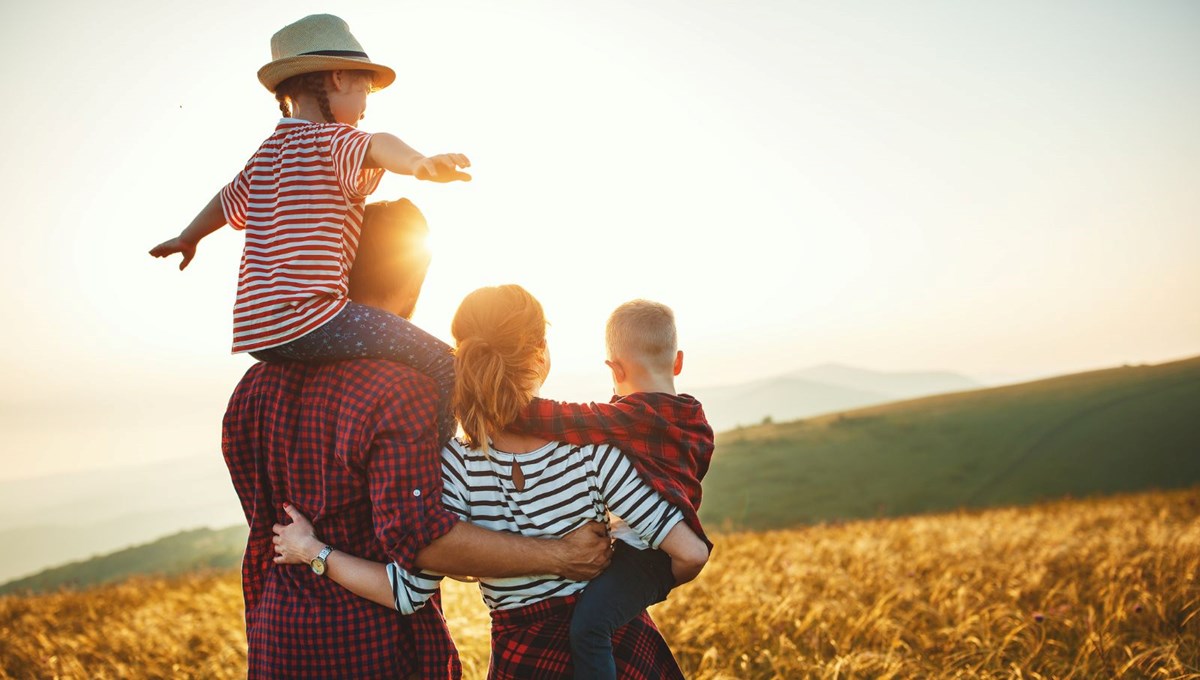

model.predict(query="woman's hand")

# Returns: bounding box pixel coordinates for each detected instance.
[273,503,325,565]
[413,153,472,183]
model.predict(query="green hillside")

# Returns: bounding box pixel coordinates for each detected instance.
[8,356,1198,593]
[700,355,1200,530]
[0,526,247,595]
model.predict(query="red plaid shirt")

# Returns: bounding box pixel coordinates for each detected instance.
[511,392,714,548]
[223,359,462,679]
[487,594,684,679]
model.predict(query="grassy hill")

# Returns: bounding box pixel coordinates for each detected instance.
[0,526,246,595]
[700,355,1200,530]
[0,454,244,585]
[692,364,979,431]
[7,356,1196,594]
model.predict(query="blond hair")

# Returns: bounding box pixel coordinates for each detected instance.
[605,299,677,373]
[451,285,547,451]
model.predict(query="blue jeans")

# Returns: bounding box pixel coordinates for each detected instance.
[251,301,456,443]
[570,541,676,680]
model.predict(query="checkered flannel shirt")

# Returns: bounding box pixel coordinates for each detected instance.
[488,593,684,679]
[511,392,715,548]
[223,359,462,679]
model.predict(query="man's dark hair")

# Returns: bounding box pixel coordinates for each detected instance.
[348,198,432,319]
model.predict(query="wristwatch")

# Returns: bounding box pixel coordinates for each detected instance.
[310,545,334,576]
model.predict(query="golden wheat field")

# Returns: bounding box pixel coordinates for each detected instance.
[2,487,1198,679]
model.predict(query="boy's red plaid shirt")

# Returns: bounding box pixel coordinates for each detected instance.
[512,392,715,548]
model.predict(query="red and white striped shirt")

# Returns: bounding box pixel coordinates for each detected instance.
[220,119,383,354]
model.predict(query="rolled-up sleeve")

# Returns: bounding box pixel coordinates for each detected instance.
[386,562,443,615]
[364,373,460,571]
[592,445,683,550]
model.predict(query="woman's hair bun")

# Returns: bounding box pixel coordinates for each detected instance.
[451,285,547,452]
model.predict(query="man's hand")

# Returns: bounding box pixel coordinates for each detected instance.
[551,520,612,581]
[149,236,197,270]
[413,153,472,183]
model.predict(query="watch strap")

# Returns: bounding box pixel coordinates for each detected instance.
[311,545,334,575]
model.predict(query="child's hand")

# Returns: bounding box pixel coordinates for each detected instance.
[149,236,197,270]
[272,503,324,565]
[414,154,472,183]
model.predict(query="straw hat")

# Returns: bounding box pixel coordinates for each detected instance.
[257,14,396,92]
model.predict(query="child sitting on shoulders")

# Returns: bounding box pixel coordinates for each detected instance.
[149,14,469,442]
[510,298,715,680]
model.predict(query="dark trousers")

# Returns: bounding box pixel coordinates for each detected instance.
[570,541,675,680]
[250,301,455,443]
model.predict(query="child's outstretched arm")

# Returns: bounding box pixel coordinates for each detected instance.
[365,134,471,182]
[149,191,227,270]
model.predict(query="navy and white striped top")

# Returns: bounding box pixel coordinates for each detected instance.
[387,438,683,612]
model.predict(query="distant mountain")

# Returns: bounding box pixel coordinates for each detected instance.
[700,355,1200,531]
[788,363,980,398]
[692,364,980,431]
[0,526,247,595]
[0,456,244,584]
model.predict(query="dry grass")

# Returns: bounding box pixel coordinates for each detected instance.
[3,488,1198,679]
[0,573,246,679]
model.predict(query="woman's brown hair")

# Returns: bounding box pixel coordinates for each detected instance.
[451,285,547,452]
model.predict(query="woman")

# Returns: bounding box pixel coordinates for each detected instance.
[273,284,708,678]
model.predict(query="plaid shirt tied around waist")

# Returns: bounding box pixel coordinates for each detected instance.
[487,594,684,679]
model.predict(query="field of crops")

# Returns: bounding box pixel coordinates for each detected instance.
[3,487,1197,679]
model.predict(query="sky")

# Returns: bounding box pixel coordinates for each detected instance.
[0,0,1197,480]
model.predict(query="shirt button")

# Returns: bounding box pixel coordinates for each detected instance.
[413,489,422,497]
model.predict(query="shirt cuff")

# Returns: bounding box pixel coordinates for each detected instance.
[647,508,685,550]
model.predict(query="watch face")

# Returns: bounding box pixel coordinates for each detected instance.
[310,558,326,575]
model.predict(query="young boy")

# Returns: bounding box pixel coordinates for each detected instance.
[511,299,715,680]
